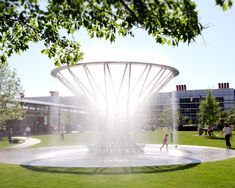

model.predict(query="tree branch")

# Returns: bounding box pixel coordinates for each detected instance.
[118,0,143,24]
[86,0,142,29]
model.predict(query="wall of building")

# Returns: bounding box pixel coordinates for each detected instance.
[150,83,235,125]
[7,84,235,134]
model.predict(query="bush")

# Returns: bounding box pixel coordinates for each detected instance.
[178,125,198,131]
[11,138,22,144]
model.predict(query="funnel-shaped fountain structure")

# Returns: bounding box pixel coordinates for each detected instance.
[51,61,179,154]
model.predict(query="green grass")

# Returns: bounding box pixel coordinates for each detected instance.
[0,137,10,148]
[31,131,233,148]
[0,131,235,188]
[0,137,26,148]
[33,132,98,147]
[136,130,233,149]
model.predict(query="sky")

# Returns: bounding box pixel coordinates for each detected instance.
[9,1,235,97]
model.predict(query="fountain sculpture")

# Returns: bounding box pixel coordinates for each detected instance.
[51,61,179,154]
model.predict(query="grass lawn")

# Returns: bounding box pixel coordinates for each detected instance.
[0,131,235,188]
[0,137,10,148]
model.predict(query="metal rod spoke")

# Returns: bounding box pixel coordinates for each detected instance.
[104,63,108,113]
[67,68,94,98]
[127,63,131,114]
[82,65,105,109]
[138,64,152,97]
[130,64,148,96]
[115,63,128,108]
[56,72,81,95]
[106,63,117,97]
[144,68,168,98]
[138,71,173,108]
[144,67,164,92]
[83,64,106,100]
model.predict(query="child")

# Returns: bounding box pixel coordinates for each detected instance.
[160,134,169,151]
[170,132,173,143]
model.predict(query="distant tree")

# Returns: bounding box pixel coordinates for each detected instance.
[0,64,24,130]
[188,119,193,125]
[221,109,235,126]
[0,0,233,66]
[198,90,221,128]
[158,104,175,128]
[177,111,186,126]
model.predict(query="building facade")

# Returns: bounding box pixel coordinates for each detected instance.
[7,83,235,135]
[150,83,235,124]
[7,91,87,135]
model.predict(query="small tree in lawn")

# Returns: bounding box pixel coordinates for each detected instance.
[0,64,24,134]
[176,111,187,129]
[227,111,235,127]
[158,104,175,129]
[198,90,221,130]
[221,109,235,128]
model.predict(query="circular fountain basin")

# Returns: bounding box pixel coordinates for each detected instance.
[1,144,235,168]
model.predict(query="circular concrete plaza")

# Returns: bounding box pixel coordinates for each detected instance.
[1,144,235,168]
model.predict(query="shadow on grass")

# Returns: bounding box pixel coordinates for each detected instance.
[21,163,200,175]
[205,136,225,140]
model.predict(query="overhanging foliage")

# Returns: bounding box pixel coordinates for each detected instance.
[0,0,233,66]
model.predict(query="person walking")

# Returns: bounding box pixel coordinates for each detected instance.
[222,123,232,149]
[208,125,214,136]
[160,134,169,151]
[7,128,13,143]
[25,126,31,139]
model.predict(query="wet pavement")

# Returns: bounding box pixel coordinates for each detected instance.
[1,144,235,168]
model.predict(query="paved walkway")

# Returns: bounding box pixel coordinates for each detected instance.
[8,137,41,149]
